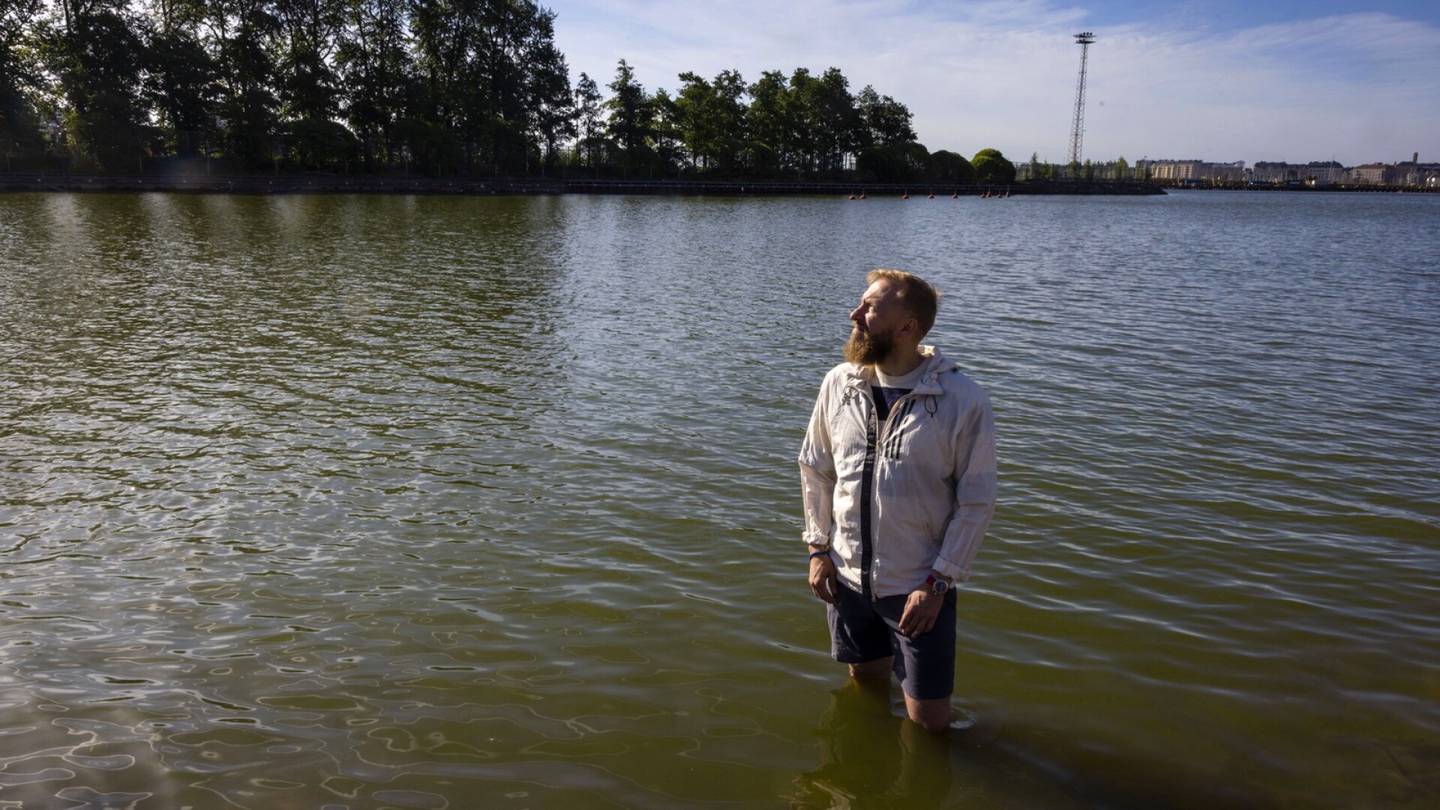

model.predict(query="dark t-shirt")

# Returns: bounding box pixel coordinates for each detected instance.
[871,385,912,423]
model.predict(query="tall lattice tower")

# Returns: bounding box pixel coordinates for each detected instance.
[1068,32,1096,168]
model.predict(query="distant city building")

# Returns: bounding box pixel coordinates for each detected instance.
[1304,161,1347,186]
[1017,153,1434,188]
[1349,163,1391,185]
[1136,159,1244,182]
[1390,154,1439,187]
[1250,161,1300,183]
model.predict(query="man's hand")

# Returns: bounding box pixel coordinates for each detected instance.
[898,588,946,637]
[809,553,839,604]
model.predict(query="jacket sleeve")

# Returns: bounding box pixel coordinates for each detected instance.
[798,376,837,549]
[932,390,997,582]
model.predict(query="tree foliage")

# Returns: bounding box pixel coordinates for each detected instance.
[605,58,651,175]
[927,150,974,183]
[972,147,1016,184]
[1,0,45,166]
[8,2,988,181]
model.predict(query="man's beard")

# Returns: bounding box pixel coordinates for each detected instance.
[845,328,894,366]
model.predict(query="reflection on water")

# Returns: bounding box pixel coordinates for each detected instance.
[1,191,1438,808]
[792,680,953,809]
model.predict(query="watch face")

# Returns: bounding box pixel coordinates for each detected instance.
[931,579,949,595]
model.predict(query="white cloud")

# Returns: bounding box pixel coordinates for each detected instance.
[548,1,1440,165]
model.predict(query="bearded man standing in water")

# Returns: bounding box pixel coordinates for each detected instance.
[798,269,997,733]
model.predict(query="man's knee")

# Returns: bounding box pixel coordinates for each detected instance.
[905,696,951,733]
[847,657,893,680]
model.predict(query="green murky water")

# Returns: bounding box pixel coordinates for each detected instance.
[1,191,1437,808]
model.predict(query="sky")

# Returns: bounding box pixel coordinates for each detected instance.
[544,0,1440,166]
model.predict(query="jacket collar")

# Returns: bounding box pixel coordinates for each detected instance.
[843,345,949,396]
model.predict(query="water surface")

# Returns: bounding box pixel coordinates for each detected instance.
[1,190,1437,808]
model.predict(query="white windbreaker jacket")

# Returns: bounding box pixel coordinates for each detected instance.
[798,346,997,599]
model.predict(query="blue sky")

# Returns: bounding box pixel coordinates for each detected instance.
[545,1,1440,166]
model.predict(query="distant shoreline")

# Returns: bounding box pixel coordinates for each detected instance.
[1150,182,1437,194]
[0,173,1165,197]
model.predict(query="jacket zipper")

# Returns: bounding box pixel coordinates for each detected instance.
[860,385,923,601]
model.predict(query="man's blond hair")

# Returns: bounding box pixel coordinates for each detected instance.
[866,269,939,338]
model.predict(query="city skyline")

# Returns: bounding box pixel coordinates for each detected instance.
[547,0,1440,167]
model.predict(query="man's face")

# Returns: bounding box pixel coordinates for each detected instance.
[844,280,909,365]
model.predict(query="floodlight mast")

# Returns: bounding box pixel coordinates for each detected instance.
[1068,32,1096,169]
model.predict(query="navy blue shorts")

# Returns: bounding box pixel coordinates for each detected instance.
[827,580,957,700]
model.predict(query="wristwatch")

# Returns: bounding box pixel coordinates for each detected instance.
[924,574,950,596]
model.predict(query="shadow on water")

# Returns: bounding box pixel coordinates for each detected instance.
[789,678,1279,810]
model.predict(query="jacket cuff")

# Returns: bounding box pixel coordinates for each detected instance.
[931,556,968,583]
[802,529,830,549]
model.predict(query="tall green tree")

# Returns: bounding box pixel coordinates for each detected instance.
[649,86,683,175]
[856,84,915,148]
[483,0,535,173]
[707,69,746,175]
[571,70,602,171]
[45,0,150,170]
[781,68,816,173]
[605,58,651,175]
[854,84,919,181]
[274,0,355,168]
[407,0,570,175]
[671,70,749,173]
[1,0,44,168]
[408,0,469,172]
[805,67,855,175]
[146,0,218,159]
[335,0,411,170]
[673,70,712,171]
[274,0,339,121]
[522,5,572,175]
[745,69,788,175]
[205,0,282,168]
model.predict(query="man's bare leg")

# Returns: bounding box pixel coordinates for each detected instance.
[847,657,892,681]
[904,694,951,734]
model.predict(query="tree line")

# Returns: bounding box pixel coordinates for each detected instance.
[1021,153,1132,181]
[0,0,1016,183]
[577,61,1014,184]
